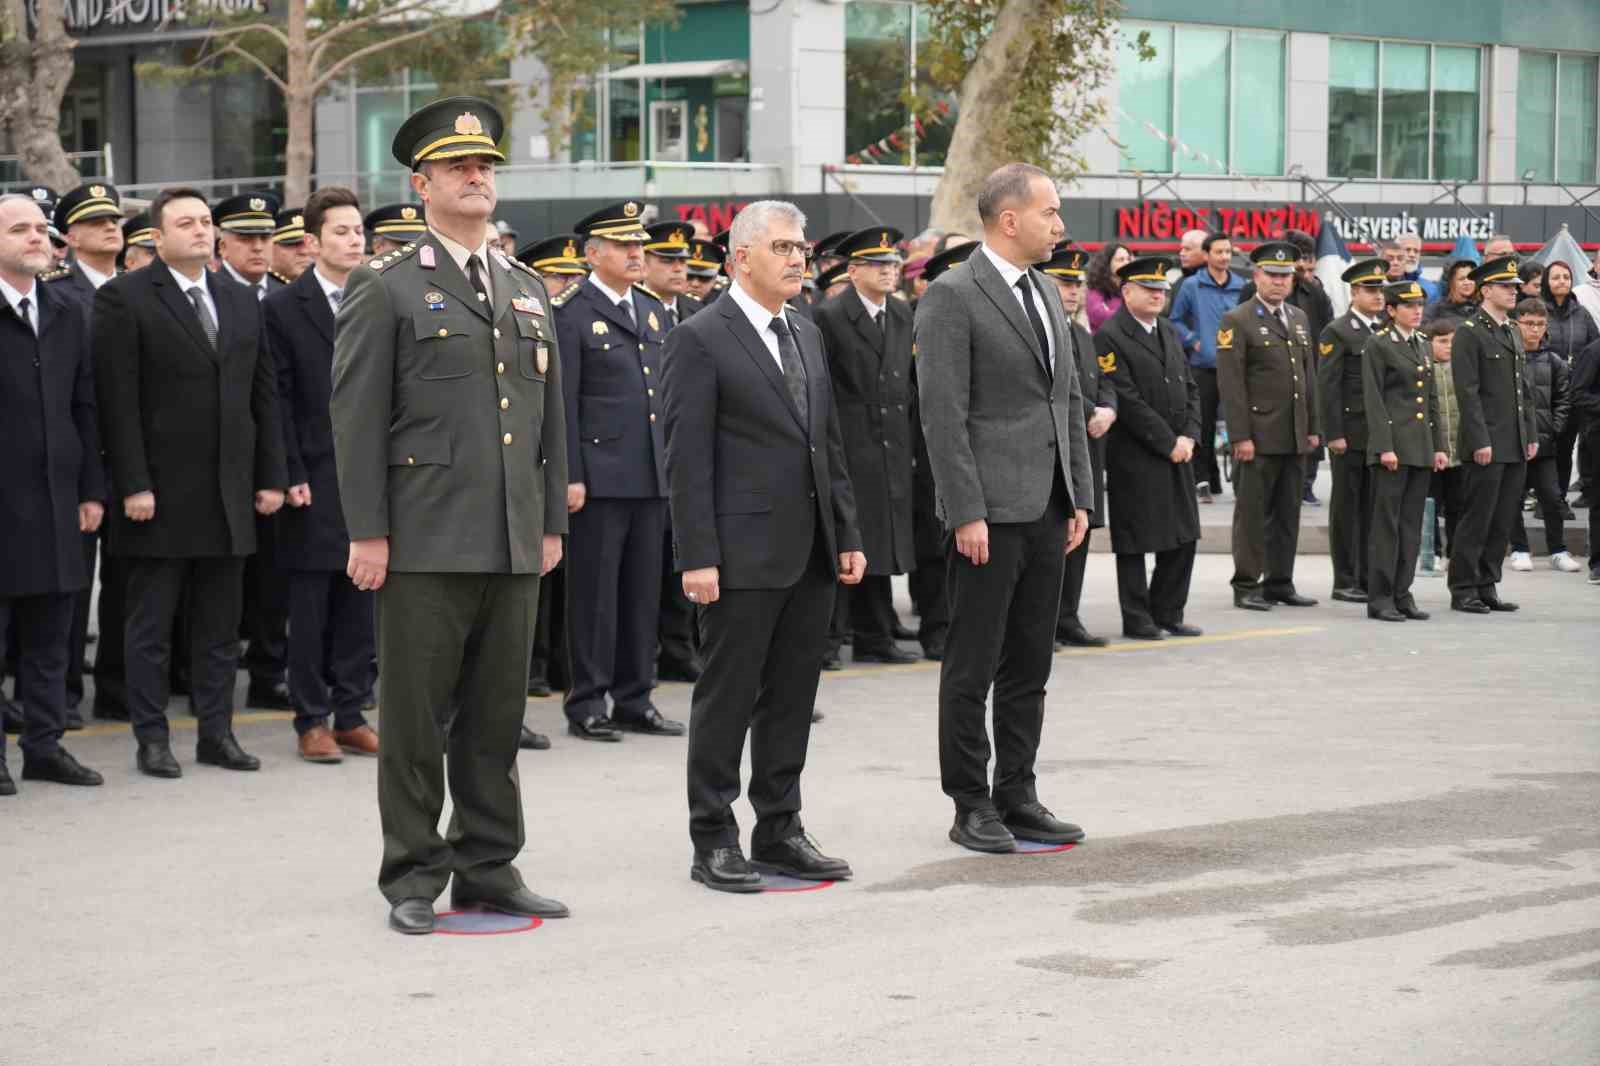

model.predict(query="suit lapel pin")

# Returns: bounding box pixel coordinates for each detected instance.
[424,290,445,310]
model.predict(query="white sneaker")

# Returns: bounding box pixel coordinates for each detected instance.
[1551,551,1582,572]
[1510,551,1533,571]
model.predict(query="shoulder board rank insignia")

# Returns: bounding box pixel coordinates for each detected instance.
[38,266,72,281]
[372,242,420,274]
[510,258,539,278]
[550,285,579,308]
[269,270,290,285]
[1098,351,1117,373]
[647,311,660,332]
[1319,342,1334,357]
[417,244,436,270]
[1216,328,1234,348]
[1461,318,1474,327]
[592,320,608,335]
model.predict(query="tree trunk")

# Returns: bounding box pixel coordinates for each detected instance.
[282,0,313,206]
[0,0,82,190]
[927,0,1036,237]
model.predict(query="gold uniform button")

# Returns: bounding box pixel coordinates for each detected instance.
[647,388,655,397]
[1416,397,1424,404]
[496,362,505,374]
[1415,412,1424,420]
[503,432,513,445]
[1416,380,1424,387]
[643,366,651,375]
[500,397,509,410]
[437,328,448,338]
[649,413,657,424]
[494,328,502,339]
[407,456,415,465]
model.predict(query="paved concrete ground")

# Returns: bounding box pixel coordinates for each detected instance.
[3,554,1596,1066]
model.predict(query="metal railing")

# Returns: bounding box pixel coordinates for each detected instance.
[0,150,109,189]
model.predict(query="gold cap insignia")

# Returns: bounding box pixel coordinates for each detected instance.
[291,214,304,227]
[400,206,418,221]
[1098,352,1117,373]
[881,231,889,247]
[671,229,684,244]
[455,112,485,136]
[250,197,266,212]
[1216,328,1234,349]
[563,240,577,258]
[623,201,639,218]
[593,321,608,335]
[89,185,107,198]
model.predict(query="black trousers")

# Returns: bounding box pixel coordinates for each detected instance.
[910,555,948,653]
[287,570,375,735]
[1369,465,1430,612]
[1511,456,1568,554]
[0,593,74,760]
[92,550,128,712]
[124,556,246,744]
[658,521,698,670]
[1231,452,1306,594]
[1193,368,1222,491]
[1554,412,1582,494]
[241,529,289,688]
[1328,448,1373,592]
[829,574,897,654]
[65,532,96,710]
[1448,462,1527,600]
[376,571,538,903]
[1116,542,1197,630]
[528,564,566,688]
[1429,467,1466,559]
[1057,528,1092,632]
[564,496,665,724]
[686,550,834,851]
[939,474,1069,812]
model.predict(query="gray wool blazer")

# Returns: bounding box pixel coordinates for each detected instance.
[913,246,1092,531]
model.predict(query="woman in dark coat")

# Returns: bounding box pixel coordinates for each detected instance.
[1540,260,1600,498]
[1423,260,1478,326]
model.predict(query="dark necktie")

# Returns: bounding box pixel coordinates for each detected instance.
[618,297,636,329]
[17,295,34,336]
[1015,275,1051,370]
[666,305,678,328]
[254,282,266,302]
[329,289,344,312]
[466,254,488,304]
[186,287,218,349]
[872,308,883,333]
[770,315,808,427]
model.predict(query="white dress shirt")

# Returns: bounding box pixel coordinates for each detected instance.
[858,290,887,322]
[312,266,346,319]
[431,227,492,303]
[727,279,792,372]
[77,260,114,290]
[221,260,269,301]
[586,273,634,317]
[980,243,1054,370]
[168,264,218,328]
[0,275,39,334]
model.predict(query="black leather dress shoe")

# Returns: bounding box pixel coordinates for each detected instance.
[389,898,436,935]
[690,846,765,893]
[1397,602,1430,621]
[1002,801,1086,845]
[518,725,551,750]
[921,639,945,661]
[891,621,918,642]
[1451,597,1491,614]
[656,660,702,683]
[821,650,843,671]
[949,807,1016,853]
[752,832,852,881]
[1234,590,1273,611]
[1368,606,1407,622]
[22,748,103,787]
[137,740,182,778]
[245,680,294,710]
[451,885,570,918]
[196,733,261,771]
[1481,595,1519,612]
[567,714,622,742]
[1158,621,1203,638]
[92,701,130,722]
[1331,587,1369,603]
[1264,590,1318,607]
[0,758,15,796]
[853,644,919,664]
[1056,623,1109,648]
[613,707,686,736]
[526,677,552,698]
[1122,622,1165,641]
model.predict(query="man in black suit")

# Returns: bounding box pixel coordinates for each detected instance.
[663,200,866,892]
[264,186,381,764]
[815,226,919,666]
[915,163,1092,854]
[0,193,107,794]
[94,186,288,778]
[554,201,684,742]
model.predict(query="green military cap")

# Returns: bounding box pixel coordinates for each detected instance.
[273,207,306,245]
[213,192,281,235]
[1250,241,1298,275]
[1384,280,1427,305]
[54,183,122,230]
[1118,254,1175,290]
[364,203,427,240]
[1041,240,1087,281]
[1342,258,1389,287]
[836,226,903,264]
[122,212,155,248]
[574,201,649,242]
[1469,255,1520,286]
[686,240,725,278]
[922,241,976,284]
[643,221,692,259]
[816,260,850,290]
[516,234,588,276]
[810,230,851,260]
[391,95,506,170]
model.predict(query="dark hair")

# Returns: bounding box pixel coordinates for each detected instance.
[1539,259,1575,304]
[1518,261,1544,286]
[1201,231,1230,253]
[1423,318,1457,339]
[1286,229,1314,259]
[150,186,209,231]
[1087,242,1129,297]
[1441,259,1476,302]
[1513,297,1549,320]
[976,163,1050,225]
[932,232,969,256]
[1378,238,1402,253]
[304,186,360,240]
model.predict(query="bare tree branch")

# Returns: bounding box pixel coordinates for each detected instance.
[307,0,446,62]
[189,19,292,50]
[312,20,462,91]
[209,40,291,93]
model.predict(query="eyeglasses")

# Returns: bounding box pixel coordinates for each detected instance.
[765,239,807,258]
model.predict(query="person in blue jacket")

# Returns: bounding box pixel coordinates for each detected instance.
[1169,232,1245,502]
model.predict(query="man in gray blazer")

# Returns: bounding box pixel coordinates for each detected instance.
[915,162,1093,854]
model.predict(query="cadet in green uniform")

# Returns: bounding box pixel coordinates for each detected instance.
[1446,255,1539,614]
[364,202,428,256]
[1361,281,1448,622]
[330,96,570,935]
[1318,258,1389,603]
[684,239,724,302]
[1216,241,1321,610]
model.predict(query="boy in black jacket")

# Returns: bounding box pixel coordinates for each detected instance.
[1508,299,1580,572]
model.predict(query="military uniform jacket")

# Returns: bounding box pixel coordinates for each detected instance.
[330,233,568,574]
[1066,319,1112,529]
[1216,298,1319,454]
[1361,327,1447,467]
[554,277,668,499]
[1450,308,1538,463]
[814,284,915,574]
[1094,306,1200,554]
[1317,311,1385,450]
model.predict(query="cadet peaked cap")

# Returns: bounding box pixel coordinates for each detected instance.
[392,95,506,170]
[575,200,649,242]
[1470,255,1520,285]
[643,221,693,258]
[686,240,726,277]
[816,261,851,290]
[1041,241,1088,281]
[26,186,63,242]
[1250,241,1298,274]
[1384,280,1427,305]
[122,212,155,248]
[1342,258,1389,287]
[1118,254,1175,290]
[836,226,903,263]
[517,234,588,276]
[54,183,122,230]
[365,203,427,240]
[810,230,852,259]
[273,207,306,245]
[213,192,281,235]
[921,241,977,284]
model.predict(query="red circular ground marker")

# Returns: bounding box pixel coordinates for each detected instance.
[432,910,544,936]
[751,867,838,893]
[1014,841,1078,855]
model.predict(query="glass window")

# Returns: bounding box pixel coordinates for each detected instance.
[1380,43,1428,180]
[1234,33,1285,176]
[1174,26,1229,173]
[1119,22,1173,172]
[1329,39,1378,178]
[1433,46,1479,180]
[1330,39,1481,180]
[1517,52,1558,182]
[1556,55,1598,184]
[845,1,913,164]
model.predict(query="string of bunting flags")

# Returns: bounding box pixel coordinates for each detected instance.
[845,99,953,165]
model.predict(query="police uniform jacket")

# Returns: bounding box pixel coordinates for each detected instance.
[553,277,668,499]
[0,277,105,597]
[1093,305,1200,554]
[1216,298,1320,455]
[330,233,568,573]
[1450,308,1538,463]
[1361,327,1447,467]
[1066,317,1112,529]
[814,284,915,574]
[1317,310,1385,451]
[94,264,286,558]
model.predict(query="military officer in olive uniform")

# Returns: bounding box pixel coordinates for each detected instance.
[270,207,313,281]
[1216,241,1321,610]
[1318,258,1389,603]
[1362,281,1449,622]
[365,203,428,256]
[516,233,587,302]
[684,239,724,303]
[1447,256,1540,614]
[1094,256,1203,639]
[331,96,570,935]
[554,201,684,741]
